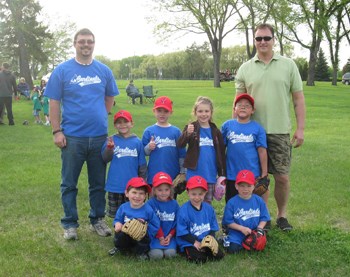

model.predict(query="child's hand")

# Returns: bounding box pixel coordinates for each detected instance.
[194,240,201,251]
[187,124,194,135]
[163,234,172,245]
[240,226,252,236]
[114,222,122,233]
[159,236,169,246]
[148,136,156,151]
[107,136,114,149]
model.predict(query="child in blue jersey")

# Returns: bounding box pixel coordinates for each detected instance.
[176,175,224,263]
[102,110,147,218]
[147,172,179,260]
[111,177,160,259]
[142,96,186,194]
[221,93,269,203]
[177,96,226,204]
[222,170,270,254]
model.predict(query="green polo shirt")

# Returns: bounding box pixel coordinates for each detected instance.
[235,53,303,134]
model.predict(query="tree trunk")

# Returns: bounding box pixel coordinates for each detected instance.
[211,39,221,88]
[331,68,338,86]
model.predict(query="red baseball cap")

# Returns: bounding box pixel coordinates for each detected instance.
[234,94,254,108]
[153,96,173,112]
[236,170,255,186]
[114,110,132,123]
[126,177,151,193]
[152,172,173,187]
[186,176,208,191]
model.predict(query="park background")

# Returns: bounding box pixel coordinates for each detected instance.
[1,80,349,276]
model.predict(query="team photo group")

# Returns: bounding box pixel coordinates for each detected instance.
[43,24,305,263]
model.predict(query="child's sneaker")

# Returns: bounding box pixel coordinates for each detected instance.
[44,121,50,126]
[108,247,120,256]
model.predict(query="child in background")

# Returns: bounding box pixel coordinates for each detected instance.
[17,77,30,99]
[222,170,270,254]
[221,94,268,202]
[176,175,224,263]
[42,95,50,126]
[177,96,226,204]
[102,110,147,218]
[111,177,160,260]
[147,172,179,260]
[142,96,186,191]
[31,86,42,124]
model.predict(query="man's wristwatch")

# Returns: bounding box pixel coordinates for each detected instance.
[52,129,62,135]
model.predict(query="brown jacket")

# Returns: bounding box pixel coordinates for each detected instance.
[177,121,226,177]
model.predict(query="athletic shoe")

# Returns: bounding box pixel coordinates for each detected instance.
[108,247,120,256]
[263,220,271,232]
[63,227,78,240]
[138,254,149,261]
[90,218,112,237]
[276,217,293,231]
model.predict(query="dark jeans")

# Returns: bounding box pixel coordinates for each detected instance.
[114,232,150,255]
[129,93,143,104]
[225,179,238,203]
[0,97,14,124]
[60,135,107,229]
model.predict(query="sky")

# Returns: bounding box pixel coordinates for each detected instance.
[38,0,349,67]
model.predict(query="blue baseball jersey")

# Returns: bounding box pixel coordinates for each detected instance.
[221,119,267,180]
[146,197,179,249]
[103,135,146,193]
[113,202,160,239]
[222,194,270,245]
[44,58,119,137]
[142,124,186,184]
[186,127,217,183]
[176,201,219,252]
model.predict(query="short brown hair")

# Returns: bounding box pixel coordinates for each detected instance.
[254,23,274,37]
[74,28,95,42]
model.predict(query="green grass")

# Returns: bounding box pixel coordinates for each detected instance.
[1,80,350,276]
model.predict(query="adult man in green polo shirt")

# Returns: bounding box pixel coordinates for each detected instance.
[235,23,306,231]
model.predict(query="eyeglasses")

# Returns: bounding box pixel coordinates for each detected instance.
[254,36,273,42]
[236,104,252,109]
[76,39,95,45]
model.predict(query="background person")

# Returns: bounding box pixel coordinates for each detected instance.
[17,77,30,99]
[44,28,119,240]
[0,62,17,126]
[126,79,143,104]
[234,23,305,231]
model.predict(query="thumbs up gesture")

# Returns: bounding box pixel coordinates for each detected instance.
[187,124,195,136]
[107,136,114,149]
[149,136,156,151]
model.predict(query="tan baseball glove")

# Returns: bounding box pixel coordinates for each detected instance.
[200,235,219,256]
[121,218,148,241]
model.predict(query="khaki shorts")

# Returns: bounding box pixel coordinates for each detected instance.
[267,134,292,175]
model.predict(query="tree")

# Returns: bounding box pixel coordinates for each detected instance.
[152,0,239,87]
[315,48,330,81]
[294,57,309,81]
[0,0,52,88]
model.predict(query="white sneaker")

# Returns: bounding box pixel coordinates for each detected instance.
[63,227,78,240]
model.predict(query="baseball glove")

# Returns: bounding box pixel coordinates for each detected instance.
[200,235,219,256]
[253,176,270,196]
[173,173,187,195]
[242,228,267,251]
[121,218,148,241]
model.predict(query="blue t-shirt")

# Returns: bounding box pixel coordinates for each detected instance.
[113,202,160,239]
[221,119,267,180]
[146,197,179,249]
[222,194,270,245]
[44,58,119,137]
[102,135,146,193]
[142,124,186,184]
[176,201,219,252]
[186,127,217,183]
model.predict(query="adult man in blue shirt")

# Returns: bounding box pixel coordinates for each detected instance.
[45,28,119,240]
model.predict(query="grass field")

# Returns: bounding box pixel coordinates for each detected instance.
[1,80,349,276]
